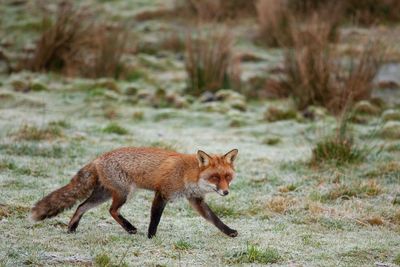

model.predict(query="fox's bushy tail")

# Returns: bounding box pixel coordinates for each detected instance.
[30,163,98,221]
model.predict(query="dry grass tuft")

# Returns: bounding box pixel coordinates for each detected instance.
[175,0,256,21]
[29,2,92,72]
[256,0,293,47]
[13,124,63,141]
[256,0,340,47]
[184,28,240,95]
[323,180,382,201]
[266,196,296,214]
[280,31,381,113]
[28,2,129,79]
[364,216,384,226]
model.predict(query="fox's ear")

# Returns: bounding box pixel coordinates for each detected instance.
[197,150,211,167]
[224,149,238,164]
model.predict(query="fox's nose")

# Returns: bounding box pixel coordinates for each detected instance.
[223,190,229,196]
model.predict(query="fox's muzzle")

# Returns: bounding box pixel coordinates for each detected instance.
[215,188,229,196]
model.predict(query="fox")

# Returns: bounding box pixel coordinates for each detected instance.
[30,147,239,238]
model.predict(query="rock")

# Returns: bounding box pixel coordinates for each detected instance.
[199,91,217,103]
[264,106,298,122]
[381,121,400,139]
[353,100,381,115]
[382,109,400,122]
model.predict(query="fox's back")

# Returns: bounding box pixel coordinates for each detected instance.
[93,147,187,191]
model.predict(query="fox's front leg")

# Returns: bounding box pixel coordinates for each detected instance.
[147,192,168,238]
[188,197,238,237]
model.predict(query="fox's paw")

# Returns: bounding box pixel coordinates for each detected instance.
[127,228,137,235]
[226,229,238,237]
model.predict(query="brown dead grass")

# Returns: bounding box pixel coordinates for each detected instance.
[29,2,92,72]
[278,20,382,113]
[28,2,130,79]
[184,27,240,95]
[174,0,256,22]
[266,196,296,214]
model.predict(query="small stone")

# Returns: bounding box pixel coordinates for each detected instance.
[199,91,216,103]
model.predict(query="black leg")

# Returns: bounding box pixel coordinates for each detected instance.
[147,192,168,238]
[109,192,137,234]
[68,185,111,233]
[188,197,238,237]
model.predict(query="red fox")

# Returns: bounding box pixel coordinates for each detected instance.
[31,147,239,238]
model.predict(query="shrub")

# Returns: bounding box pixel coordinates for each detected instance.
[184,28,240,95]
[256,0,340,47]
[279,19,381,113]
[29,2,92,72]
[84,24,128,79]
[28,2,129,79]
[174,0,256,21]
[256,0,293,47]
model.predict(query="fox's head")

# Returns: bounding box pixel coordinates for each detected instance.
[196,149,238,196]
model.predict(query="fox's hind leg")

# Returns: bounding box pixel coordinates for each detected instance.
[109,191,137,234]
[68,184,111,233]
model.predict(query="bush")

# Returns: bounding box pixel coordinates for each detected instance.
[174,0,256,21]
[184,27,240,95]
[29,2,92,72]
[278,18,381,113]
[28,2,129,79]
[256,0,293,47]
[256,0,340,47]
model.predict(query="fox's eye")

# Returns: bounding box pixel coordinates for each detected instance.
[209,176,219,183]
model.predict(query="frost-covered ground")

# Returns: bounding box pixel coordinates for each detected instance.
[1,0,400,266]
[0,74,400,266]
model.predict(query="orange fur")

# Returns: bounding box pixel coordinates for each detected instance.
[31,147,238,221]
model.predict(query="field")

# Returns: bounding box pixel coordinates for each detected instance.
[1,0,400,266]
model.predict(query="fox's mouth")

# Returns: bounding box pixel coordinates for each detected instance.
[214,188,226,196]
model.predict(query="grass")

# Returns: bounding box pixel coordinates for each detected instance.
[174,240,192,251]
[227,244,281,264]
[276,12,382,113]
[318,180,382,201]
[12,124,63,141]
[184,27,240,96]
[1,1,400,266]
[311,113,368,166]
[0,143,64,158]
[102,123,128,135]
